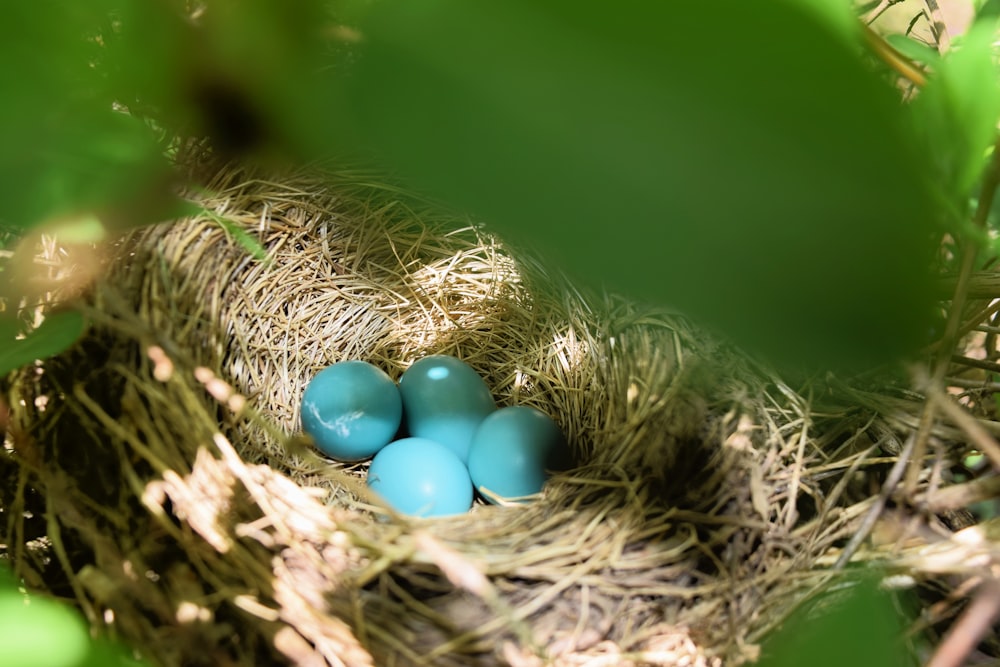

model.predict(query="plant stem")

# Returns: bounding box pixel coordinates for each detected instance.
[926,579,1000,667]
[861,24,927,87]
[906,141,1000,494]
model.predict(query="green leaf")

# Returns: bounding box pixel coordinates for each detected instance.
[80,639,151,667]
[885,34,942,66]
[0,563,149,667]
[343,0,942,371]
[0,591,91,667]
[0,310,87,376]
[912,21,1000,217]
[202,208,270,263]
[0,2,173,229]
[792,0,860,42]
[105,0,348,160]
[757,576,913,667]
[977,0,1000,21]
[44,216,107,244]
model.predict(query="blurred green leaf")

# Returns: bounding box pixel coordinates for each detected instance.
[80,639,150,667]
[0,590,91,667]
[757,576,912,667]
[343,0,942,371]
[793,0,860,42]
[0,1,173,229]
[0,310,87,376]
[99,0,196,123]
[913,22,1000,220]
[0,562,18,589]
[977,0,1000,21]
[1,1,354,231]
[3,112,174,228]
[108,0,348,159]
[45,215,107,244]
[0,563,148,667]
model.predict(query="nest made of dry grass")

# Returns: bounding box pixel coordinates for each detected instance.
[2,156,996,667]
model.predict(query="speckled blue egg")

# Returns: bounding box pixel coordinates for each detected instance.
[398,355,496,463]
[300,361,402,462]
[367,437,474,517]
[467,406,570,503]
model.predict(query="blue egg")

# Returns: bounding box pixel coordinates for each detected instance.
[467,406,570,503]
[300,361,402,462]
[398,355,496,463]
[367,437,474,517]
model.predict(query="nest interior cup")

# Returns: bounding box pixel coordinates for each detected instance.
[115,162,728,495]
[1,158,913,667]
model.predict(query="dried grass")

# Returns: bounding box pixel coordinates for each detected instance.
[2,156,995,666]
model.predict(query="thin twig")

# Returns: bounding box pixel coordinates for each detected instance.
[835,432,915,569]
[863,0,905,25]
[918,474,1000,513]
[951,355,1000,375]
[862,24,928,87]
[939,273,1000,300]
[926,579,1000,667]
[929,389,1000,472]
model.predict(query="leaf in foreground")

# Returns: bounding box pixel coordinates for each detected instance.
[343,0,943,371]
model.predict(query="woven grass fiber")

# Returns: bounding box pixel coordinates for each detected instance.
[1,156,993,666]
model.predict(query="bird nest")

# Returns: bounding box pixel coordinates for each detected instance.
[1,157,994,666]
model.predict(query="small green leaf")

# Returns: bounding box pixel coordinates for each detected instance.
[885,34,941,66]
[214,216,270,263]
[195,206,269,263]
[0,310,87,376]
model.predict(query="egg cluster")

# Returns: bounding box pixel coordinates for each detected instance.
[300,355,571,517]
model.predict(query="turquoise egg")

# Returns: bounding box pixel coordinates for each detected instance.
[300,360,402,462]
[467,406,570,503]
[398,355,496,463]
[367,437,474,517]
